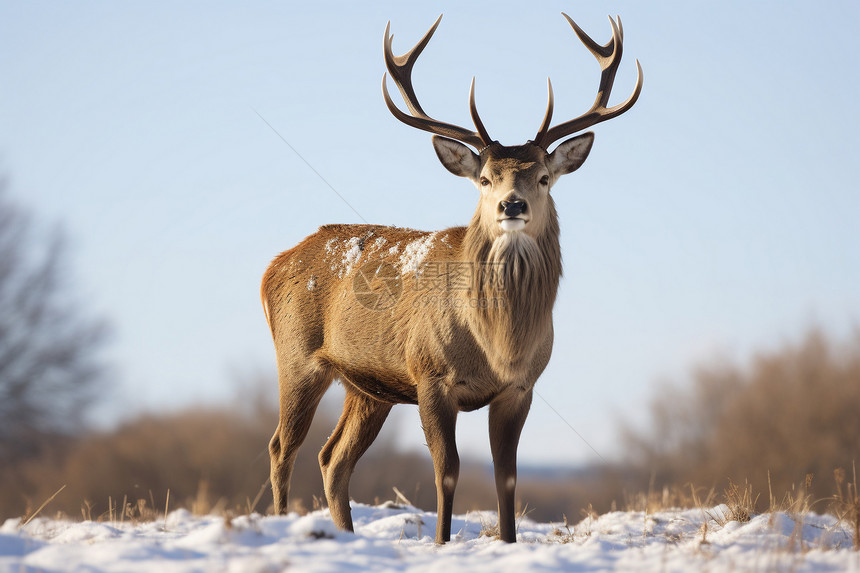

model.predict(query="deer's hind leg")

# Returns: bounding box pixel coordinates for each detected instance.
[319,386,392,531]
[269,360,333,515]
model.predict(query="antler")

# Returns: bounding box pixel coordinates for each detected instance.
[534,14,643,150]
[382,15,493,150]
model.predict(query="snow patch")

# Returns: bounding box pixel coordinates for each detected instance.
[341,237,363,277]
[324,236,367,278]
[399,232,438,276]
[3,505,857,572]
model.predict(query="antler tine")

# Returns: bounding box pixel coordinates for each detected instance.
[562,12,613,59]
[382,16,491,150]
[383,16,441,116]
[535,14,643,149]
[598,16,624,109]
[533,78,554,146]
[469,78,492,147]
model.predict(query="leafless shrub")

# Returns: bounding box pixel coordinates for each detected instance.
[624,327,860,510]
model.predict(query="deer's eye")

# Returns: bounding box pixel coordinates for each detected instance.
[540,175,549,186]
[480,177,491,187]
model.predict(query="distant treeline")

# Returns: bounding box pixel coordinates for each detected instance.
[0,394,622,522]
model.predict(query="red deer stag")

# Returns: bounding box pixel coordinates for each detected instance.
[262,13,642,543]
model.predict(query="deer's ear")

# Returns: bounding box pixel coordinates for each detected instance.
[547,132,594,177]
[432,136,480,180]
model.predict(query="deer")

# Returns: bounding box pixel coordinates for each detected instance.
[261,13,642,544]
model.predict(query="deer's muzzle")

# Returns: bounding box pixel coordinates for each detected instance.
[499,200,526,218]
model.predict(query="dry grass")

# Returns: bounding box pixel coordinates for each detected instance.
[625,483,706,514]
[11,464,860,554]
[19,485,66,527]
[548,514,577,543]
[478,518,500,539]
[831,466,860,550]
[478,504,532,540]
[713,479,758,524]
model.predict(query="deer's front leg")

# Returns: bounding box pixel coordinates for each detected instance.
[489,388,533,543]
[417,384,459,544]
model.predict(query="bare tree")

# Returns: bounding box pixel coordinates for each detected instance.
[0,179,108,466]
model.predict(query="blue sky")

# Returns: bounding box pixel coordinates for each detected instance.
[1,1,858,466]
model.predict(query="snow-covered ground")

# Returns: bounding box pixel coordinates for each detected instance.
[1,503,858,572]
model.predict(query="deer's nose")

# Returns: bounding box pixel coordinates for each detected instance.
[499,200,526,218]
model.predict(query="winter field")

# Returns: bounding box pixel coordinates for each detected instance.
[2,503,858,573]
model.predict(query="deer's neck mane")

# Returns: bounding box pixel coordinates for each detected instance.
[460,207,562,381]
